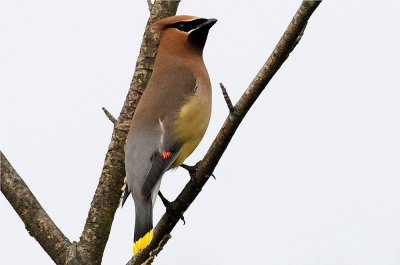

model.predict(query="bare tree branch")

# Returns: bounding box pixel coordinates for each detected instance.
[1,1,180,264]
[0,151,72,264]
[75,0,180,264]
[128,1,322,264]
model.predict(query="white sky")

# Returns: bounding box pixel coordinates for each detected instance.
[1,1,400,264]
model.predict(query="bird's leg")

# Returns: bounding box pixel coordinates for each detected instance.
[158,191,185,225]
[181,161,216,180]
[180,164,197,178]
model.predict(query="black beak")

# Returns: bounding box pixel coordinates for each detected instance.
[189,18,217,50]
[196,18,217,31]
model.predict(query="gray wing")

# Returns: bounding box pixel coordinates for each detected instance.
[123,128,182,206]
[142,142,182,197]
[123,130,159,206]
[122,65,197,206]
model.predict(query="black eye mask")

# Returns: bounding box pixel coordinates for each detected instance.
[169,18,208,32]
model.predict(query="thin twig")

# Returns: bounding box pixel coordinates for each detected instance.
[220,83,235,113]
[102,107,117,124]
[147,0,153,11]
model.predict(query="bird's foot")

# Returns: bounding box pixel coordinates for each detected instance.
[181,161,216,180]
[158,191,185,225]
[180,163,197,179]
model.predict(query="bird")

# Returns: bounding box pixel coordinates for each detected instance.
[122,15,217,254]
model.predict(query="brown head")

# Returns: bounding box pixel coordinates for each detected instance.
[151,15,217,57]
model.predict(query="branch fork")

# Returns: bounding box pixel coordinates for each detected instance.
[1,1,321,264]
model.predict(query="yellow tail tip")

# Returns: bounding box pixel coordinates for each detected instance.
[133,229,154,254]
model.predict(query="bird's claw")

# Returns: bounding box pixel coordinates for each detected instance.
[158,191,185,225]
[180,163,197,175]
[181,162,216,180]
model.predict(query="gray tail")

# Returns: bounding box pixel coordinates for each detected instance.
[134,198,153,242]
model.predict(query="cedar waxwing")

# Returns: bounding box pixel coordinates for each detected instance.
[123,15,217,254]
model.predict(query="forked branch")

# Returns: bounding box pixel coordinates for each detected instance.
[1,1,180,264]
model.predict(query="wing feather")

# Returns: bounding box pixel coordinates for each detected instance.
[142,143,182,198]
[125,65,197,203]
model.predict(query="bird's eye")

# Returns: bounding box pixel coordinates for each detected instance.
[171,22,191,32]
[177,23,186,30]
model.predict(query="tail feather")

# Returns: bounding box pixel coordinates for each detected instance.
[133,198,153,254]
[133,229,154,254]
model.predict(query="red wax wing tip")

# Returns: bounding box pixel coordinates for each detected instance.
[162,151,173,159]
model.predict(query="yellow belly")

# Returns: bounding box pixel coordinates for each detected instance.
[171,91,211,168]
